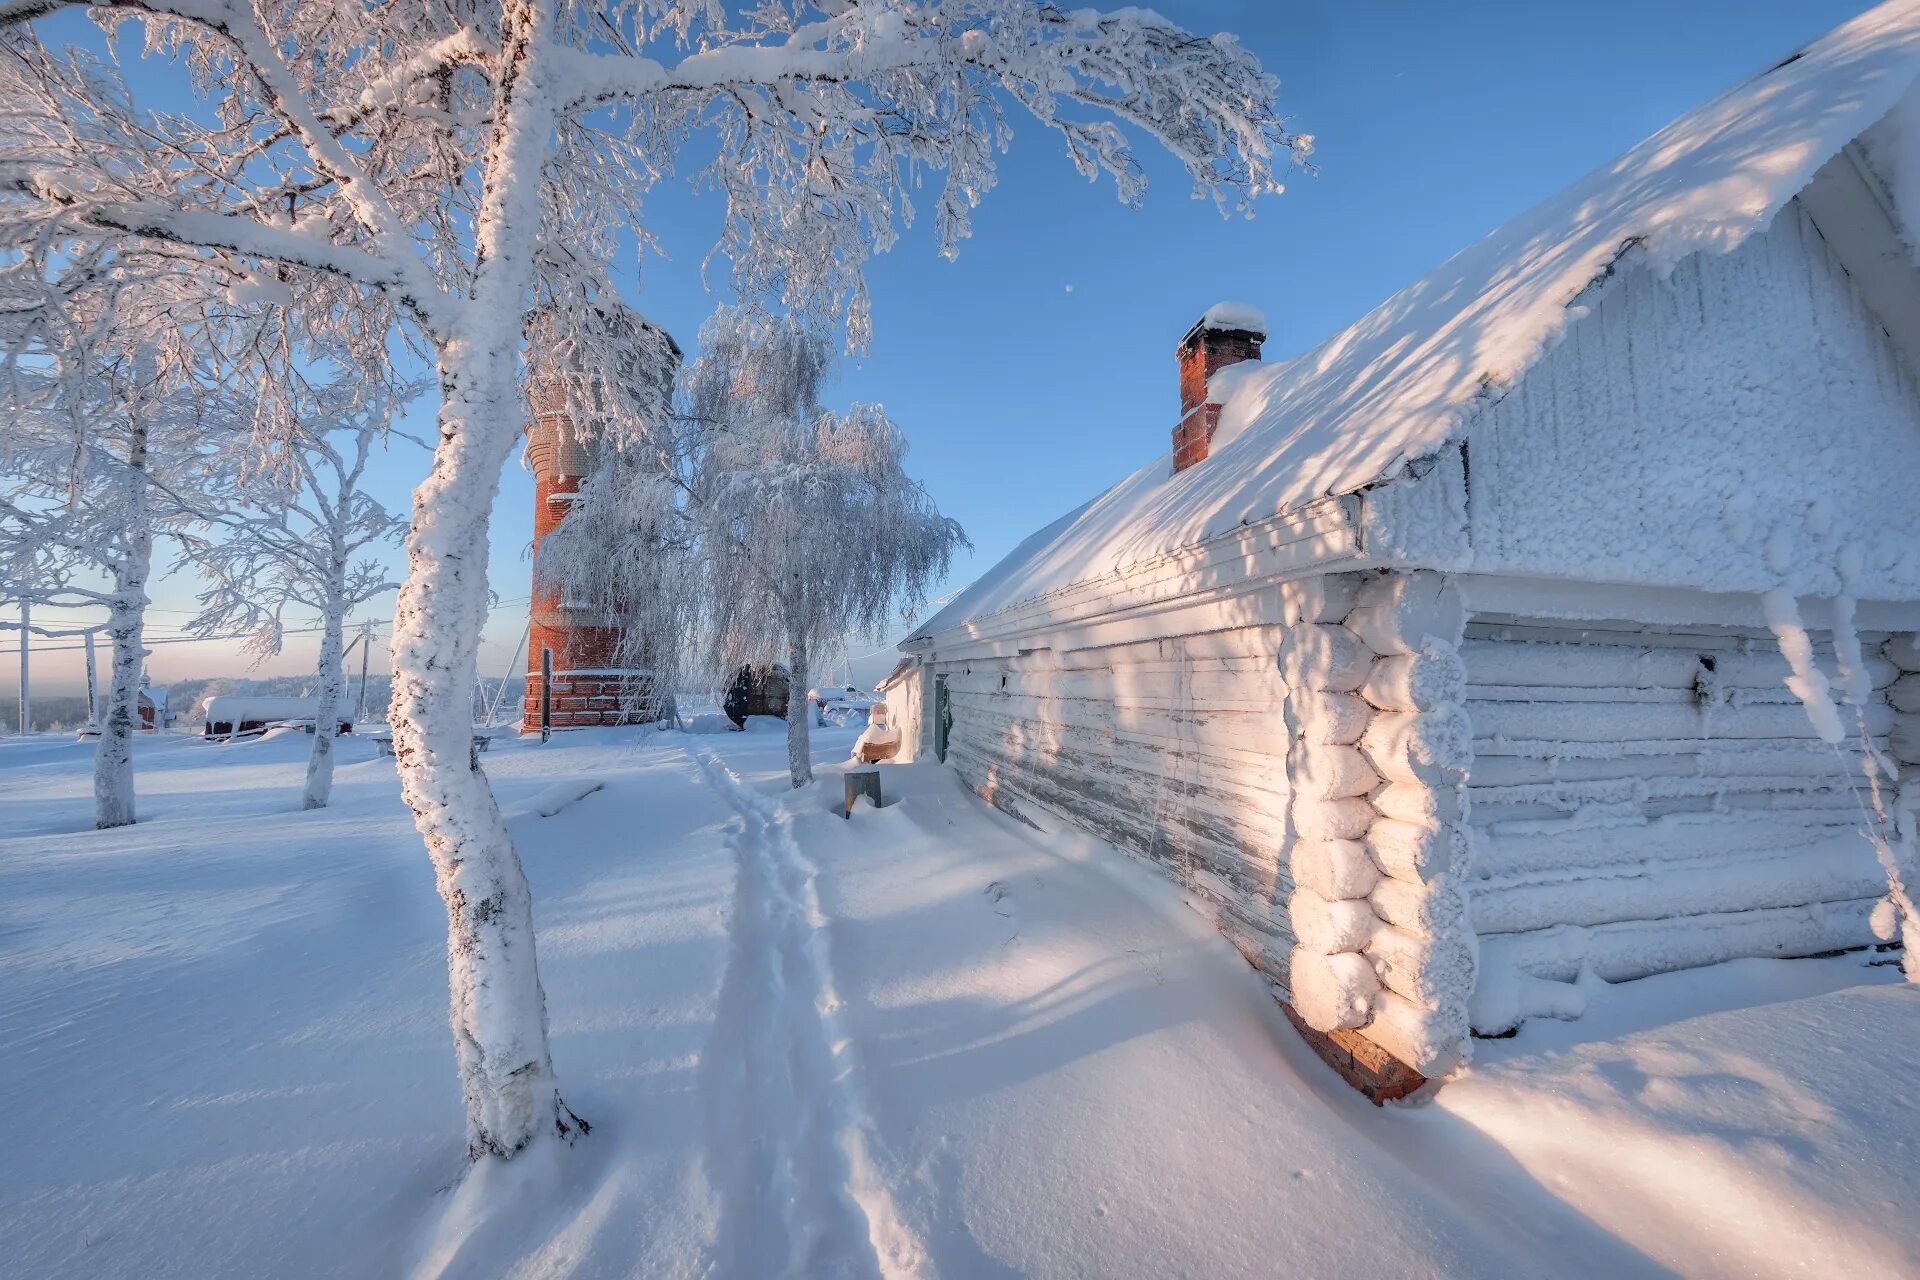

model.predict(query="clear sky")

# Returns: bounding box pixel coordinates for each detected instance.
[6,0,1875,696]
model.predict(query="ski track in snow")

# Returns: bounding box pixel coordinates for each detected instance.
[691,745,923,1280]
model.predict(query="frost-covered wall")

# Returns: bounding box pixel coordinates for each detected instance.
[1466,199,1920,601]
[1464,613,1896,1033]
[931,627,1297,981]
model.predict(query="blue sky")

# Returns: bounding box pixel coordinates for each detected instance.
[11,0,1874,694]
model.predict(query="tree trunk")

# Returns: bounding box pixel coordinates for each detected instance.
[303,591,346,810]
[787,632,812,788]
[389,3,579,1162]
[94,423,152,830]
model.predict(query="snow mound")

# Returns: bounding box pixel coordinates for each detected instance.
[913,1,1920,642]
[1430,960,1919,1278]
[526,778,604,818]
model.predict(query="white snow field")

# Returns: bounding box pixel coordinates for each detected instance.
[1,726,1914,1279]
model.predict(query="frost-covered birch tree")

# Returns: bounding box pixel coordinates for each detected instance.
[1,0,1306,1161]
[0,274,240,828]
[686,309,965,787]
[183,391,407,809]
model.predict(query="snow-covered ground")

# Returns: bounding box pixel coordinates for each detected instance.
[1,726,1913,1278]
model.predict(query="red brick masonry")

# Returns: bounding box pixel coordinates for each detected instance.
[1173,318,1263,474]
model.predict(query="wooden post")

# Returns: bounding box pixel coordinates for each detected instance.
[540,646,553,744]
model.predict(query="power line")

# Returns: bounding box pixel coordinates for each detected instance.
[0,619,392,657]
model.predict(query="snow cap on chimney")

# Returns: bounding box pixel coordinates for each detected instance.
[1174,302,1266,474]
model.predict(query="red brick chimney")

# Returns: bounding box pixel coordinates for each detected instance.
[1174,302,1266,474]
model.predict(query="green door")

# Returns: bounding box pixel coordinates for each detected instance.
[933,674,951,762]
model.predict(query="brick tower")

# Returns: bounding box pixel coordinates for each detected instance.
[521,312,679,732]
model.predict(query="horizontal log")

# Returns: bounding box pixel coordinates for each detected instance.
[1471,733,1891,761]
[1278,624,1374,693]
[1458,637,1898,691]
[1362,649,1466,713]
[1469,770,1868,812]
[1291,797,1377,843]
[1214,899,1292,986]
[949,691,1289,764]
[1280,574,1363,627]
[944,739,1288,885]
[1347,572,1465,656]
[1362,709,1472,786]
[944,666,1285,709]
[1475,896,1880,986]
[1465,617,1896,654]
[1054,627,1291,670]
[1298,691,1371,746]
[1896,714,1920,763]
[1472,788,1865,831]
[1472,839,1885,935]
[1891,674,1920,714]
[1372,781,1463,827]
[1289,889,1382,955]
[1366,817,1465,882]
[1470,699,1894,743]
[1293,839,1380,900]
[949,702,1291,804]
[1296,744,1381,801]
[1366,923,1474,1009]
[1466,741,1867,786]
[1369,874,1467,937]
[1886,633,1920,672]
[1366,990,1465,1077]
[1289,948,1380,1032]
[1473,808,1878,878]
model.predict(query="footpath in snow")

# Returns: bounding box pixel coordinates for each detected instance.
[0,725,1914,1278]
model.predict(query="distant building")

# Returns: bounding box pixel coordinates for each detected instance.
[135,684,168,730]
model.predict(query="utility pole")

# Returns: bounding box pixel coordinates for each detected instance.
[354,620,373,726]
[83,628,99,729]
[17,598,28,736]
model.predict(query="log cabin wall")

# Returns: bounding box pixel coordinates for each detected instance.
[1463,612,1900,1033]
[922,569,1482,1095]
[930,624,1299,982]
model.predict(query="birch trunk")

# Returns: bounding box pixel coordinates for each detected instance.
[93,420,151,830]
[302,590,345,810]
[388,2,579,1161]
[787,630,812,788]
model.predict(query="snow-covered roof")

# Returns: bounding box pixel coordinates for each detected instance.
[912,1,1920,646]
[203,695,349,724]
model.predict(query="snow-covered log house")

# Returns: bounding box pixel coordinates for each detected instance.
[886,3,1920,1099]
